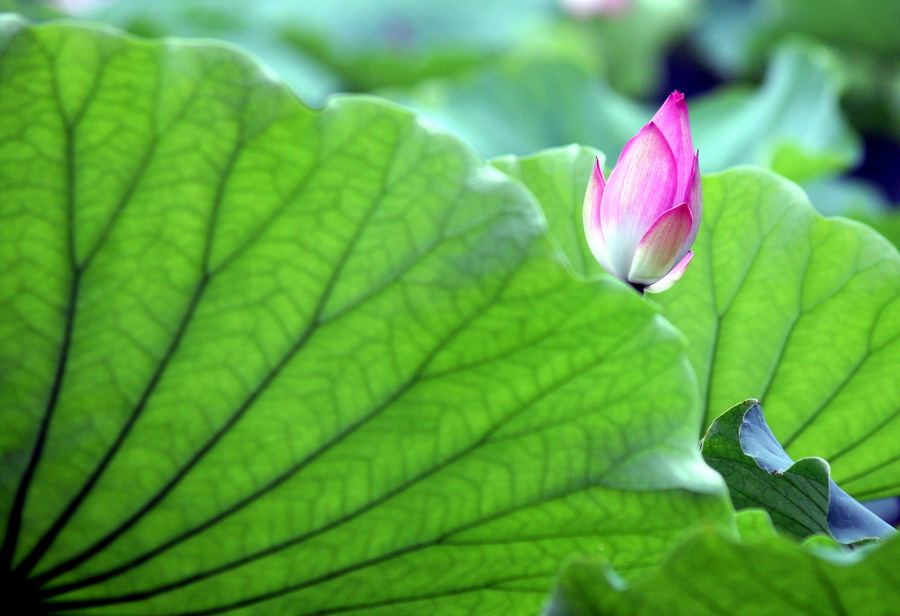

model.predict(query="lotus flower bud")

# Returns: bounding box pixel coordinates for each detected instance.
[583,91,701,293]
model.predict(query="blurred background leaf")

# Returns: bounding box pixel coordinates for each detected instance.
[546,522,900,616]
[385,53,646,160]
[689,41,859,184]
[19,0,898,216]
[47,0,562,105]
[386,39,860,189]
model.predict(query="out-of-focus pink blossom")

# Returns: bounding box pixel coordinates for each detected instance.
[53,0,116,16]
[560,0,633,19]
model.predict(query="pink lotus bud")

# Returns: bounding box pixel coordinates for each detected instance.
[583,91,701,293]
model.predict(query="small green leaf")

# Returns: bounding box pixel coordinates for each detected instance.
[702,402,831,539]
[733,508,778,542]
[546,524,900,616]
[701,400,894,543]
[0,18,728,615]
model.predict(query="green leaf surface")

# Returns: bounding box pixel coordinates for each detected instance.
[768,0,900,57]
[499,147,900,502]
[733,508,780,542]
[492,145,606,279]
[701,400,894,543]
[656,169,900,501]
[545,521,900,616]
[854,210,900,253]
[0,18,728,615]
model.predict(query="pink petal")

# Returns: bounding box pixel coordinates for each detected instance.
[681,152,702,251]
[628,203,693,285]
[644,250,693,294]
[651,91,694,198]
[601,122,677,276]
[582,157,616,275]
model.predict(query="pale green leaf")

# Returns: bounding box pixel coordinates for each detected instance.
[657,169,900,501]
[769,0,900,56]
[566,0,700,98]
[72,0,561,101]
[546,522,900,616]
[499,146,900,503]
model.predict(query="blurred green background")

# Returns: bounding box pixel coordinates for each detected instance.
[6,0,898,241]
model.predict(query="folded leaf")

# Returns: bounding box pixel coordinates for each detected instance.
[701,400,895,544]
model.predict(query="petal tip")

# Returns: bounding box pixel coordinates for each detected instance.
[627,203,693,285]
[644,250,693,294]
[662,91,687,110]
[592,156,605,182]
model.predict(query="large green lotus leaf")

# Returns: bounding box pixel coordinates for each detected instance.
[0,18,728,616]
[545,517,900,616]
[657,169,900,501]
[495,147,900,501]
